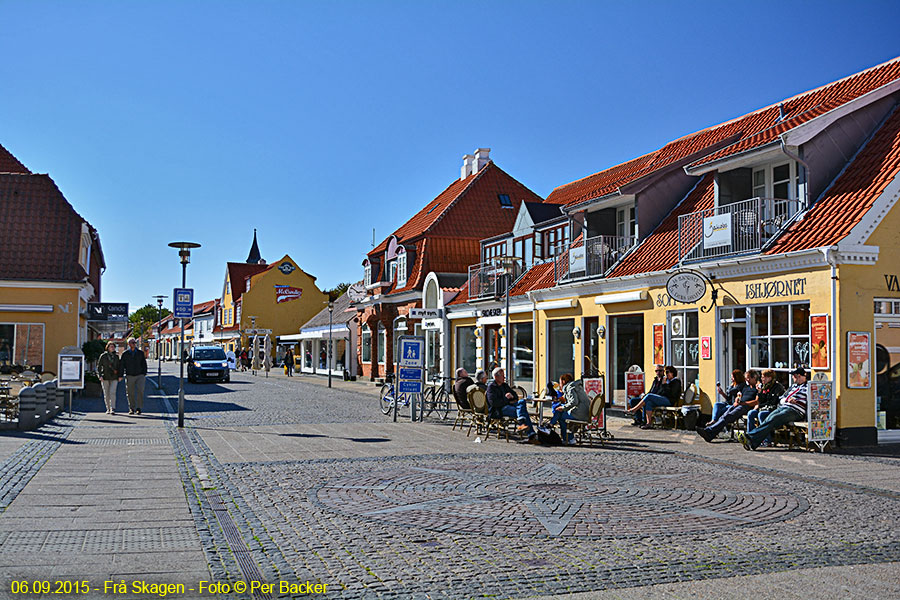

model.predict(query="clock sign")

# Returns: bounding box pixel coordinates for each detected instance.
[278,261,296,275]
[666,271,707,304]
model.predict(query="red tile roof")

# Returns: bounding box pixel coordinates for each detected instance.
[608,175,715,277]
[0,144,29,174]
[510,261,556,297]
[767,106,900,254]
[193,299,217,315]
[0,173,98,282]
[226,262,268,299]
[446,280,470,305]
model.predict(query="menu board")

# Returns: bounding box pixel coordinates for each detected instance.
[583,377,605,429]
[847,331,871,389]
[810,314,829,370]
[807,379,834,442]
[626,371,645,398]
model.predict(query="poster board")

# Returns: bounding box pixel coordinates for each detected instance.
[807,377,834,444]
[810,314,829,370]
[583,377,605,429]
[847,331,871,389]
[625,366,645,398]
[652,324,665,366]
[57,346,84,390]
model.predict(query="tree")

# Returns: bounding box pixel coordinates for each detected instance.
[82,339,106,369]
[324,282,351,302]
[129,304,171,339]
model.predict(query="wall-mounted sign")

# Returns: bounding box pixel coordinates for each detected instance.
[703,213,732,249]
[410,308,442,319]
[569,245,586,273]
[479,308,502,317]
[671,314,684,337]
[652,324,665,365]
[275,285,303,303]
[745,277,807,300]
[847,331,871,389]
[885,274,899,292]
[666,272,706,304]
[810,314,829,370]
[700,336,712,360]
[87,302,129,322]
[277,261,296,275]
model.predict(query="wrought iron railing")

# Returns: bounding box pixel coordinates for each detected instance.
[467,258,524,300]
[677,197,800,262]
[553,234,635,282]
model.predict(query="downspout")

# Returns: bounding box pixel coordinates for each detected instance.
[821,246,838,388]
[527,290,538,394]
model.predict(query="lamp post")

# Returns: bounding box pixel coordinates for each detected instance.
[495,256,521,385]
[152,295,167,390]
[328,300,334,388]
[168,241,200,428]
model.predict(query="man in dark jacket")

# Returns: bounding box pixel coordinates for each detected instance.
[486,367,536,439]
[453,368,475,410]
[119,337,148,415]
[625,366,681,429]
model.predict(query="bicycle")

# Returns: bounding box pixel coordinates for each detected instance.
[378,374,409,416]
[422,374,452,420]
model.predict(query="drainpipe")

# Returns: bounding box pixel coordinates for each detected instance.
[779,138,811,210]
[821,246,838,388]
[527,290,538,394]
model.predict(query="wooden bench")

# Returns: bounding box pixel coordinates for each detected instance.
[654,384,699,429]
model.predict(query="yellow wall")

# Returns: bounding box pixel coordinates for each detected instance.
[0,285,84,372]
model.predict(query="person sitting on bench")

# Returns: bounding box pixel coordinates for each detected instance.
[737,367,808,451]
[697,369,759,442]
[629,366,665,425]
[625,366,681,429]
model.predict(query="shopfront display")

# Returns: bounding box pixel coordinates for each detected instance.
[456,326,476,374]
[512,322,534,382]
[0,323,44,371]
[547,319,575,383]
[669,310,699,389]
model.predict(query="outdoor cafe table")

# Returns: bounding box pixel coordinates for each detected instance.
[529,397,558,427]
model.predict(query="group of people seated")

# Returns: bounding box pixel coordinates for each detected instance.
[452,367,592,445]
[624,365,682,428]
[695,367,788,444]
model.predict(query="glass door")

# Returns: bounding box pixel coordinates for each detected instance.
[483,325,502,373]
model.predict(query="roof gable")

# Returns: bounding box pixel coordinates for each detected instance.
[0,144,30,174]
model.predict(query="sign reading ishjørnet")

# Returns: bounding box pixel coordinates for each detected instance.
[703,213,731,249]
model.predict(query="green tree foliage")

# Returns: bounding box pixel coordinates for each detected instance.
[324,282,350,302]
[129,304,172,339]
[82,339,106,364]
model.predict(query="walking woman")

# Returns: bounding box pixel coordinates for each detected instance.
[97,341,121,414]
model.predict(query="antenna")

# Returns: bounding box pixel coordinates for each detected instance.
[372,228,376,248]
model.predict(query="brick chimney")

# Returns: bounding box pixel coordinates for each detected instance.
[460,154,474,180]
[473,148,491,172]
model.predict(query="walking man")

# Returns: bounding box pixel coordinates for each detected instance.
[119,337,148,415]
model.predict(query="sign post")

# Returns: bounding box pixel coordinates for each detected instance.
[397,335,425,422]
[57,345,84,417]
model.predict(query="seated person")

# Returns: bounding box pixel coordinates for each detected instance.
[697,369,760,442]
[629,366,666,425]
[548,373,591,445]
[713,370,745,423]
[453,368,475,410]
[473,369,488,391]
[746,369,785,446]
[737,367,808,451]
[625,365,681,429]
[486,367,536,439]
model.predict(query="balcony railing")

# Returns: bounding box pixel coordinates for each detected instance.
[468,258,524,300]
[677,197,800,262]
[553,234,635,283]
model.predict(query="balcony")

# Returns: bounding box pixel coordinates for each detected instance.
[468,258,524,300]
[677,197,800,262]
[553,234,635,283]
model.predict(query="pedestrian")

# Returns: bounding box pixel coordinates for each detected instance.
[284,347,294,377]
[118,337,148,415]
[97,341,121,414]
[240,348,249,371]
[737,367,808,451]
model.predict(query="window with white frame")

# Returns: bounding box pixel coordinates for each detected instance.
[396,250,407,286]
[236,305,241,324]
[364,262,372,287]
[388,261,397,284]
[750,302,810,386]
[616,205,635,239]
[361,325,372,362]
[669,310,699,388]
[377,322,386,363]
[752,161,797,200]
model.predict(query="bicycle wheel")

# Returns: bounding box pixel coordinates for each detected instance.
[422,386,435,417]
[434,387,450,420]
[379,384,395,415]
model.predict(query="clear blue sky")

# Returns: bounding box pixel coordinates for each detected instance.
[2,0,898,314]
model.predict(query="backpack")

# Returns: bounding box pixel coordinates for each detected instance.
[536,428,562,446]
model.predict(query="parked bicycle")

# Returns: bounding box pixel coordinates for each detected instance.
[421,374,452,420]
[378,373,409,416]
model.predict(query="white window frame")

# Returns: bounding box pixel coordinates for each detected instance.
[364,263,372,287]
[751,161,797,200]
[396,251,407,286]
[616,205,635,239]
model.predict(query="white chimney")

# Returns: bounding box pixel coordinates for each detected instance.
[460,154,475,180]
[473,148,491,173]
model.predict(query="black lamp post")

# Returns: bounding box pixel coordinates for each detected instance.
[495,256,521,384]
[168,241,200,428]
[152,295,167,390]
[328,300,334,389]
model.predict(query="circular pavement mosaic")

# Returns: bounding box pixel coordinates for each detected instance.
[311,457,809,538]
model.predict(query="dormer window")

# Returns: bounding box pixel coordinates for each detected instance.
[389,261,397,284]
[498,194,513,208]
[396,248,407,286]
[616,205,635,239]
[364,261,372,287]
[752,162,796,200]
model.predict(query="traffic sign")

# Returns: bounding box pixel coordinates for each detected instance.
[399,367,423,381]
[398,336,424,367]
[173,288,194,319]
[398,379,423,394]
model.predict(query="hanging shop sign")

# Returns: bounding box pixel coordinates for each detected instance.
[275,285,303,303]
[744,277,807,300]
[87,302,129,322]
[666,271,707,304]
[810,314,830,370]
[410,308,442,319]
[847,331,871,389]
[703,213,732,249]
[652,324,665,366]
[807,375,835,449]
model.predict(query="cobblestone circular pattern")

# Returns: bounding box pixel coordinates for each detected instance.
[312,459,809,538]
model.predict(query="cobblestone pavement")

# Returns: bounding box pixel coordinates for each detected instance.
[1,364,897,599]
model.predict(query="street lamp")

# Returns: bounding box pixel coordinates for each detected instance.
[328,300,334,389]
[495,256,521,385]
[152,295,167,390]
[168,241,201,428]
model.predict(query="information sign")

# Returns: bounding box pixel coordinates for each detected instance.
[410,308,442,319]
[173,288,194,319]
[807,376,835,450]
[398,336,425,368]
[398,379,423,394]
[703,213,732,249]
[57,346,84,390]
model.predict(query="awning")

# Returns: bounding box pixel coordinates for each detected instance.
[298,325,350,340]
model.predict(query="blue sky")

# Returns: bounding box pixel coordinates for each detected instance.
[2,0,899,313]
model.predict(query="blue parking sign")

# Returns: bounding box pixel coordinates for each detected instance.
[173,288,194,319]
[399,337,424,367]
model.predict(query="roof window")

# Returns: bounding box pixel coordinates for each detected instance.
[498,194,513,208]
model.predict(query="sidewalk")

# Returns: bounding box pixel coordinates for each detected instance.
[0,382,209,597]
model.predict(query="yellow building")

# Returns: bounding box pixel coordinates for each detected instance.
[0,145,105,373]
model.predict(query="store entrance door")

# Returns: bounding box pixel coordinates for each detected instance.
[483,325,502,373]
[610,315,644,406]
[722,321,747,384]
[876,317,900,432]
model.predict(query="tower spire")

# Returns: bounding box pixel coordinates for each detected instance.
[246,228,262,264]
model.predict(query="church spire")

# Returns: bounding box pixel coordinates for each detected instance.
[246,228,262,264]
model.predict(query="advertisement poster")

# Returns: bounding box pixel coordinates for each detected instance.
[652,324,665,365]
[626,371,645,398]
[700,336,712,360]
[810,314,829,370]
[807,379,834,442]
[274,285,303,303]
[847,331,871,389]
[703,213,732,249]
[583,377,605,429]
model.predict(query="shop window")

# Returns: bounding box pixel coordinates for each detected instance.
[335,339,346,371]
[750,302,810,385]
[0,323,44,370]
[669,310,699,388]
[456,326,476,374]
[361,325,372,362]
[548,319,575,384]
[512,323,534,382]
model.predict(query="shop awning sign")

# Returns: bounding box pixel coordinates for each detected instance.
[87,302,129,322]
[666,271,707,304]
[703,213,732,249]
